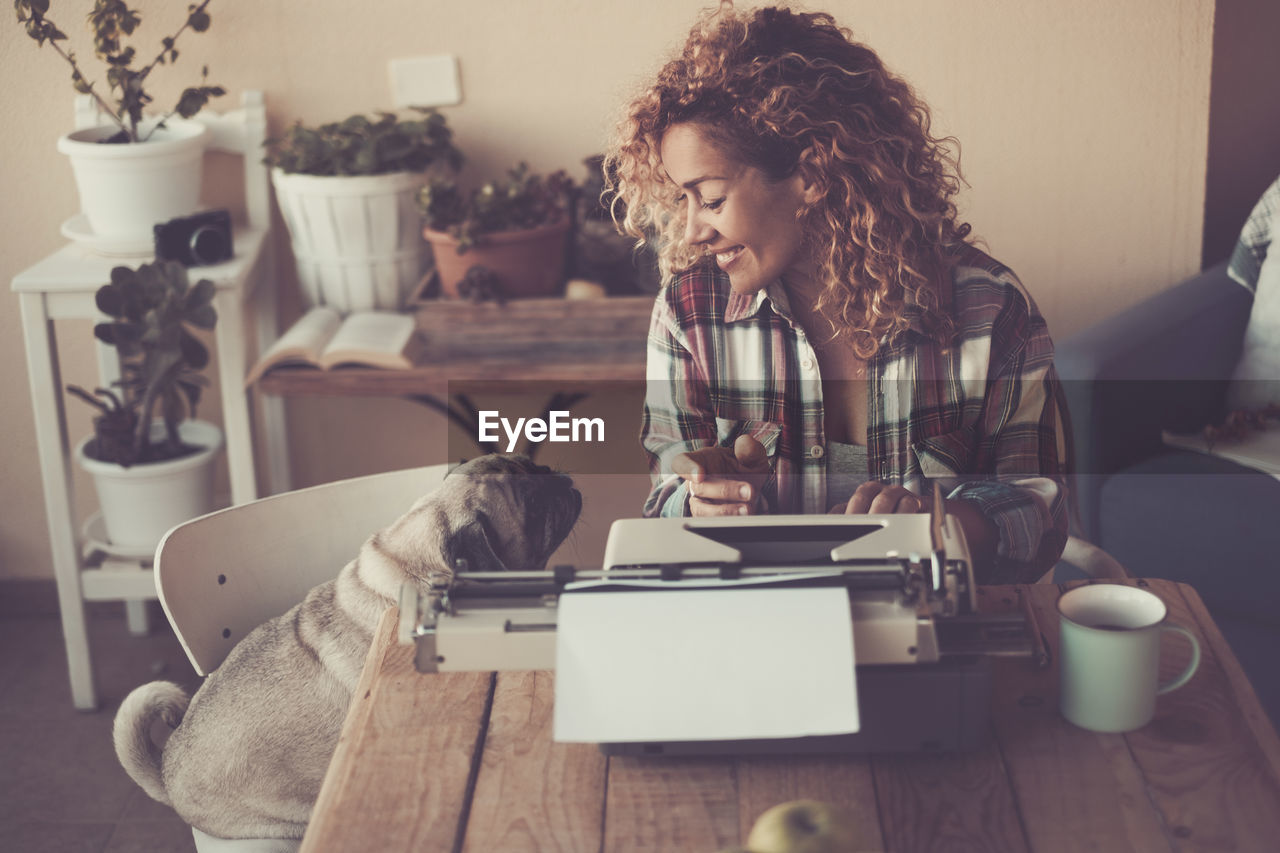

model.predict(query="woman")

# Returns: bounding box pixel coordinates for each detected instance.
[605,4,1068,583]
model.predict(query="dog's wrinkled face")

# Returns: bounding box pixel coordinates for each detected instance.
[387,454,581,582]
[440,454,581,573]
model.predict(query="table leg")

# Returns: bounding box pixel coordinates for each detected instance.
[251,247,292,496]
[19,293,97,711]
[124,599,151,636]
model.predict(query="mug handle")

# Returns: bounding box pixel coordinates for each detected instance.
[1156,624,1202,695]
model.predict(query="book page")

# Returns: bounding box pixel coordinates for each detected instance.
[319,312,419,370]
[244,306,342,385]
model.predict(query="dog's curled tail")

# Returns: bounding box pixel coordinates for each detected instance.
[113,681,190,806]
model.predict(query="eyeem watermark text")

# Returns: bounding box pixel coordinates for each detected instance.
[478,410,605,452]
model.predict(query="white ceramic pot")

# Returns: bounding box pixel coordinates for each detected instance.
[57,117,208,243]
[272,169,428,312]
[75,419,223,553]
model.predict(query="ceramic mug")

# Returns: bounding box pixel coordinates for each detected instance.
[1057,584,1201,733]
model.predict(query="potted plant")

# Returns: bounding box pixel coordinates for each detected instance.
[264,110,463,312]
[66,259,223,552]
[420,163,575,300]
[15,0,225,246]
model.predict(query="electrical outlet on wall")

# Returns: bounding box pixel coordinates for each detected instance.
[388,55,462,108]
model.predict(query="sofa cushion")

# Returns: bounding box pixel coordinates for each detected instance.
[1099,449,1280,620]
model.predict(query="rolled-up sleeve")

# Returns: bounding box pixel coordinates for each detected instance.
[641,294,714,517]
[953,286,1069,583]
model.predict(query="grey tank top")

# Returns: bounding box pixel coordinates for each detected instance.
[825,440,871,508]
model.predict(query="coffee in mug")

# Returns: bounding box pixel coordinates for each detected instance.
[1057,584,1200,733]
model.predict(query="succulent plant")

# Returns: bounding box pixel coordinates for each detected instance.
[66,260,217,466]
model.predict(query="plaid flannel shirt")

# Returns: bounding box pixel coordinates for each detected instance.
[642,251,1069,583]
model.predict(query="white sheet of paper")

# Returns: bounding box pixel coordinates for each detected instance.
[552,586,859,743]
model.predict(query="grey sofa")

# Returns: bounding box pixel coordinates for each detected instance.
[1055,261,1280,728]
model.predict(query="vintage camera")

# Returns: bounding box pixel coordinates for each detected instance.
[154,209,234,267]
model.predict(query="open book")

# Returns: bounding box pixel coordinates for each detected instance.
[245,307,425,385]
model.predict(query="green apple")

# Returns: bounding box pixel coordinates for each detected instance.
[745,799,860,853]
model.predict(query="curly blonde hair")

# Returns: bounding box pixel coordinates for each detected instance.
[606,3,972,356]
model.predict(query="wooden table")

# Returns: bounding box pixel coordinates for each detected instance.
[301,579,1280,852]
[254,295,653,457]
[255,295,654,396]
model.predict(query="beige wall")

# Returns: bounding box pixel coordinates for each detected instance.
[0,0,1215,580]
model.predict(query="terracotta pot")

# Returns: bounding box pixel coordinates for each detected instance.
[424,220,570,299]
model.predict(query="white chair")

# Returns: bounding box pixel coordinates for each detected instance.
[152,464,446,852]
[155,464,448,675]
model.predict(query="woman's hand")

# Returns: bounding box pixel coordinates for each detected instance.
[831,482,999,567]
[673,435,772,516]
[830,481,929,515]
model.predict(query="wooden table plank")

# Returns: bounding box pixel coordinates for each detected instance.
[984,584,1178,853]
[301,606,393,852]
[734,756,884,850]
[301,609,495,853]
[1173,584,1280,775]
[604,757,740,851]
[1120,579,1280,851]
[872,748,1030,853]
[462,671,608,852]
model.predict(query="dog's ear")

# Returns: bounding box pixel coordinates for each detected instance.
[446,516,509,573]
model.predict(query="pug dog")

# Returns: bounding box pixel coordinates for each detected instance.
[113,454,580,844]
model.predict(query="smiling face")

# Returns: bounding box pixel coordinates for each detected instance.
[659,122,814,295]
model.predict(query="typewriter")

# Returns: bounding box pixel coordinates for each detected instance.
[398,485,1042,754]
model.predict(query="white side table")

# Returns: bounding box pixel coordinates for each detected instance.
[13,227,276,710]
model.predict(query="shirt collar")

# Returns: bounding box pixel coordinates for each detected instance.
[721,265,956,339]
[724,279,793,324]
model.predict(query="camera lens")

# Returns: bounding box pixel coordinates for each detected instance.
[189,225,230,266]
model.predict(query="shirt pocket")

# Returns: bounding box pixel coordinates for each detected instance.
[714,418,783,457]
[912,425,977,478]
